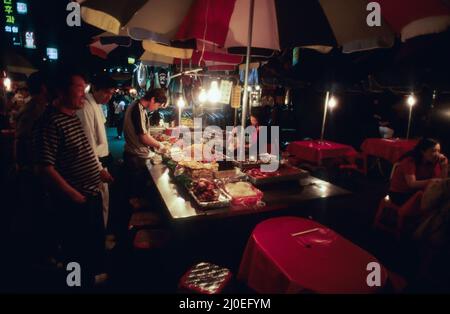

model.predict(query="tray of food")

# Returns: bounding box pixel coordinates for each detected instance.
[214,168,247,181]
[222,181,264,207]
[232,154,278,171]
[177,160,219,180]
[188,178,231,209]
[246,165,309,185]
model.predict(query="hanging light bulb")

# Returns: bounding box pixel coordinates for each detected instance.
[177,96,186,109]
[328,96,338,109]
[255,85,261,91]
[84,84,91,94]
[198,88,207,103]
[407,94,416,107]
[208,81,221,103]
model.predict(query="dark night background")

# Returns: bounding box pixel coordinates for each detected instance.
[1,0,142,75]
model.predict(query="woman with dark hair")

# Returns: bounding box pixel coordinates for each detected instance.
[389,138,448,206]
[228,107,269,154]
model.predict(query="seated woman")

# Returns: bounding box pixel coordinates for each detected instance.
[228,107,269,155]
[389,138,449,206]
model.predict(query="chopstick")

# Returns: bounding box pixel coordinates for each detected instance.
[291,228,320,237]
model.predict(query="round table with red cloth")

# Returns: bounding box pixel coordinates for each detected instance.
[361,138,418,164]
[238,217,388,294]
[286,140,357,165]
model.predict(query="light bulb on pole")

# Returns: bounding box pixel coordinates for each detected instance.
[207,81,221,103]
[328,96,338,110]
[177,96,185,127]
[320,92,338,142]
[406,94,416,139]
[198,88,207,104]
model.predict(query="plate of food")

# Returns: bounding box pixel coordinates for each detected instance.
[222,181,264,207]
[189,178,231,209]
[246,165,309,185]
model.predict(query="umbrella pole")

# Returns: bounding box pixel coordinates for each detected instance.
[179,62,183,127]
[320,91,330,142]
[406,104,413,140]
[239,0,255,160]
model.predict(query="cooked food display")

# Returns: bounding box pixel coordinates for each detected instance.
[183,143,217,161]
[246,168,280,178]
[245,165,309,185]
[177,160,218,179]
[191,178,220,202]
[178,160,218,171]
[224,182,258,198]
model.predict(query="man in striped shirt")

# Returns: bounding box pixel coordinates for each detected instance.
[33,70,108,287]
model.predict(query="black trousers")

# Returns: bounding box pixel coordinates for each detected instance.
[123,152,151,198]
[388,191,415,206]
[117,116,124,137]
[53,193,105,287]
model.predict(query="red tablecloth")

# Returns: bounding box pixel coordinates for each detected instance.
[238,217,388,294]
[0,129,15,136]
[361,138,418,164]
[287,140,357,165]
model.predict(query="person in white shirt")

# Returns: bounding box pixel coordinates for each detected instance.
[115,99,126,139]
[77,75,115,228]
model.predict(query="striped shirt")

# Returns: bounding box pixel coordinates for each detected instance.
[34,107,102,195]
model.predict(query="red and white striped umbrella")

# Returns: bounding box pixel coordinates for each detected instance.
[81,0,450,54]
[377,0,450,42]
[174,0,395,55]
[81,0,241,68]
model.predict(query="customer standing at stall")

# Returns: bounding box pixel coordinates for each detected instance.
[33,69,109,287]
[16,72,49,170]
[115,96,127,140]
[77,75,115,228]
[123,88,167,198]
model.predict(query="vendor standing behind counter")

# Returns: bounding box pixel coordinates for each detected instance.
[123,88,168,198]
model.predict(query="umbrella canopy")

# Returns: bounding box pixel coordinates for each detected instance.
[81,0,450,54]
[89,37,120,59]
[377,0,450,42]
[80,0,194,43]
[2,52,37,77]
[174,0,395,55]
[139,41,243,70]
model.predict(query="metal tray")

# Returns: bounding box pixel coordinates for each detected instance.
[188,189,231,209]
[232,160,268,171]
[247,166,309,185]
